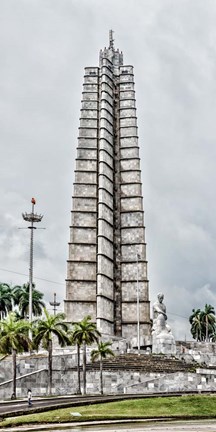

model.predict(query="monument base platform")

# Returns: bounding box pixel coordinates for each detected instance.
[152,333,176,355]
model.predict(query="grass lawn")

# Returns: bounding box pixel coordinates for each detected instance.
[1,395,216,427]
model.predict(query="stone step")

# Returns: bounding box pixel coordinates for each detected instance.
[86,353,197,373]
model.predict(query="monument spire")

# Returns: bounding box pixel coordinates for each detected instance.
[109,29,114,49]
[64,34,151,349]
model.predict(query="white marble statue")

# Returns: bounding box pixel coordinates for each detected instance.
[152,293,176,354]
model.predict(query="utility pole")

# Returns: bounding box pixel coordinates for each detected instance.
[136,253,141,355]
[49,292,60,315]
[22,198,43,333]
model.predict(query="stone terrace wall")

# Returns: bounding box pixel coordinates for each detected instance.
[1,367,216,399]
[0,346,216,400]
[1,345,216,399]
[176,341,216,366]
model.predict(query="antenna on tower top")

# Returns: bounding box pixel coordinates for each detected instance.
[109,30,114,49]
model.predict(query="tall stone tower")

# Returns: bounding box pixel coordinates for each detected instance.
[64,31,151,346]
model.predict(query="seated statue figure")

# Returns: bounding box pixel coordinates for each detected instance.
[152,292,176,354]
[152,293,170,335]
[153,293,167,322]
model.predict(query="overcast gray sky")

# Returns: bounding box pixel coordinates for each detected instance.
[0,0,216,340]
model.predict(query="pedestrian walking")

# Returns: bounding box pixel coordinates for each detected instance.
[27,389,32,407]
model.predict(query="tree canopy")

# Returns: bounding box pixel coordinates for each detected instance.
[189,304,216,342]
[72,315,101,394]
[0,283,13,319]
[13,283,45,318]
[33,309,69,394]
[91,340,115,394]
[0,312,31,398]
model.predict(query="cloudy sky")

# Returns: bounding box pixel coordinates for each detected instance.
[0,0,216,340]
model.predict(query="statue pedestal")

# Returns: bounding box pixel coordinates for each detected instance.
[152,331,176,355]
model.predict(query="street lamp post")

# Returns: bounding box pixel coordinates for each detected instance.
[136,253,141,355]
[49,292,60,315]
[22,198,43,332]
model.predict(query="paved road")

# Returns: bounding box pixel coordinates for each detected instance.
[79,421,216,431]
[81,421,216,432]
[1,420,216,432]
[97,421,216,431]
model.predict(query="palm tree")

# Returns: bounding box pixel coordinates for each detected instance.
[33,309,69,395]
[201,304,215,342]
[211,331,216,342]
[0,313,31,398]
[13,283,45,318]
[0,283,13,319]
[70,324,82,394]
[72,315,101,394]
[191,314,203,341]
[208,322,216,342]
[189,306,216,342]
[91,341,114,395]
[189,308,202,341]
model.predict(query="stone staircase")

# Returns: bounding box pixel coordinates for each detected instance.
[86,353,197,373]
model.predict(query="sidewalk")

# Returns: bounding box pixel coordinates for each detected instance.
[1,419,216,432]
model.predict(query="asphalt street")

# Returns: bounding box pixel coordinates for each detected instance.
[0,395,105,417]
[1,420,216,432]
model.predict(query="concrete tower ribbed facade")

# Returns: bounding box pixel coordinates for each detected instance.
[64,32,151,346]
